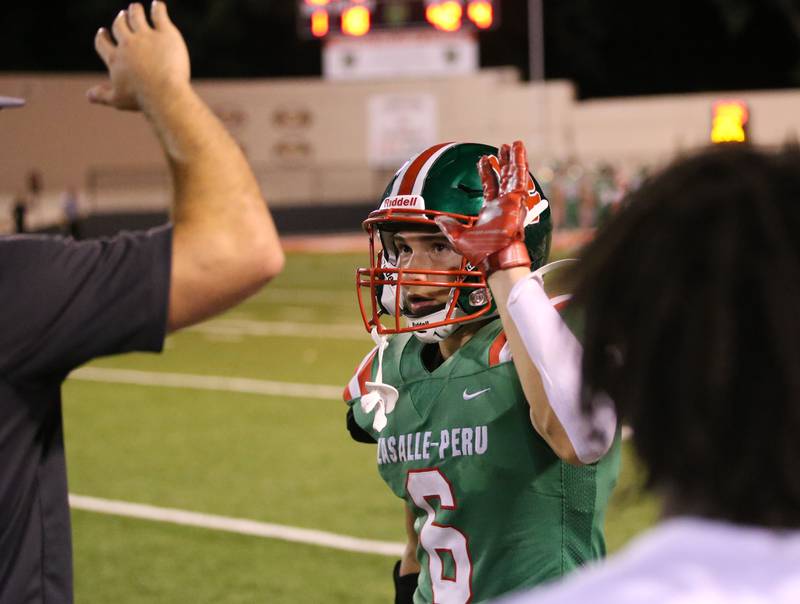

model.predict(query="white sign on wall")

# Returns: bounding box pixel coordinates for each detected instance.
[368,93,438,170]
[324,31,478,81]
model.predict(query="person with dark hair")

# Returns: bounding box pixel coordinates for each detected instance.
[0,3,284,603]
[498,144,800,603]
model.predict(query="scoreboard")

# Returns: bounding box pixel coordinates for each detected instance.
[298,0,499,39]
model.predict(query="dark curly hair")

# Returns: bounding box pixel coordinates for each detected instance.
[573,144,800,528]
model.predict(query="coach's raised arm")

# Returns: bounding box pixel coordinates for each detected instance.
[88,0,284,329]
[0,3,283,603]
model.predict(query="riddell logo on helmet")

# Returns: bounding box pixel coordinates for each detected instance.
[380,195,425,210]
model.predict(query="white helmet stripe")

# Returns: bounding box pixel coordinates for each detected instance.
[388,159,411,197]
[386,142,458,199]
[410,142,459,196]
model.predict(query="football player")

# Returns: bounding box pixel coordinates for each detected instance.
[344,141,621,603]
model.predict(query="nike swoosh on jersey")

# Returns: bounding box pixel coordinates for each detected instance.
[462,387,491,400]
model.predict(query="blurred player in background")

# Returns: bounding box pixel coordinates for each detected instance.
[499,144,800,603]
[0,3,283,602]
[345,141,620,603]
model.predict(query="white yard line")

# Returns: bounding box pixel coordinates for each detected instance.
[253,288,354,305]
[70,367,342,400]
[67,369,631,556]
[186,319,365,340]
[70,368,633,439]
[69,494,403,557]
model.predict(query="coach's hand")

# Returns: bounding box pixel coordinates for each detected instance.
[88,1,190,113]
[435,140,533,275]
[84,1,283,331]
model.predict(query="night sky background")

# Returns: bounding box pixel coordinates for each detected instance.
[0,0,798,99]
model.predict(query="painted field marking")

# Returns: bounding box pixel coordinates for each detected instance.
[281,233,364,253]
[185,318,365,340]
[252,288,354,305]
[70,367,342,400]
[70,368,634,440]
[71,368,634,442]
[69,494,403,557]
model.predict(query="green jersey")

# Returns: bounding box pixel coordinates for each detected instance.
[344,319,621,604]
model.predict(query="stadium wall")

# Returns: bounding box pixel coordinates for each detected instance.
[1,72,798,233]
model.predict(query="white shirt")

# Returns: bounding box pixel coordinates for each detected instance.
[497,517,800,604]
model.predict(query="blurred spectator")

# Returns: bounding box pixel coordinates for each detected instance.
[11,194,27,233]
[61,186,82,239]
[538,160,649,231]
[578,174,596,228]
[27,170,42,203]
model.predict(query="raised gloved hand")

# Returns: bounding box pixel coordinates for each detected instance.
[435,140,533,275]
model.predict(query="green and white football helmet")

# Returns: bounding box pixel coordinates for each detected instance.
[356,142,552,343]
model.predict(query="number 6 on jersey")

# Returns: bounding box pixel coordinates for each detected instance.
[406,469,473,603]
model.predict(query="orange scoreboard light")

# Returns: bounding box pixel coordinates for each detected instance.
[711,100,749,144]
[298,0,499,39]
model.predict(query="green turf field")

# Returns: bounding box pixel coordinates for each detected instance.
[63,250,659,603]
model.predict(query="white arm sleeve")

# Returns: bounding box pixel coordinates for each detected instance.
[507,272,617,464]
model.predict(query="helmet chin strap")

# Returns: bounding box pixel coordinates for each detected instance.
[407,287,493,343]
[408,305,461,343]
[360,327,400,432]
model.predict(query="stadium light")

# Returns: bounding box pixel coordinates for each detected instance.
[425,0,463,32]
[310,9,330,37]
[298,0,500,39]
[342,4,371,36]
[466,0,493,29]
[711,100,749,143]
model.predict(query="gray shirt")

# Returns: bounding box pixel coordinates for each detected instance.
[0,226,172,603]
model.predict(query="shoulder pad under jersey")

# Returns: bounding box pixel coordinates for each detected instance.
[342,345,379,403]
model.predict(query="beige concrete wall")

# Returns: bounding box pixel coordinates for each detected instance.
[1,71,798,222]
[0,76,162,201]
[574,88,800,166]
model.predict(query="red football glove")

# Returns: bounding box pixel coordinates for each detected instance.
[435,140,532,275]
